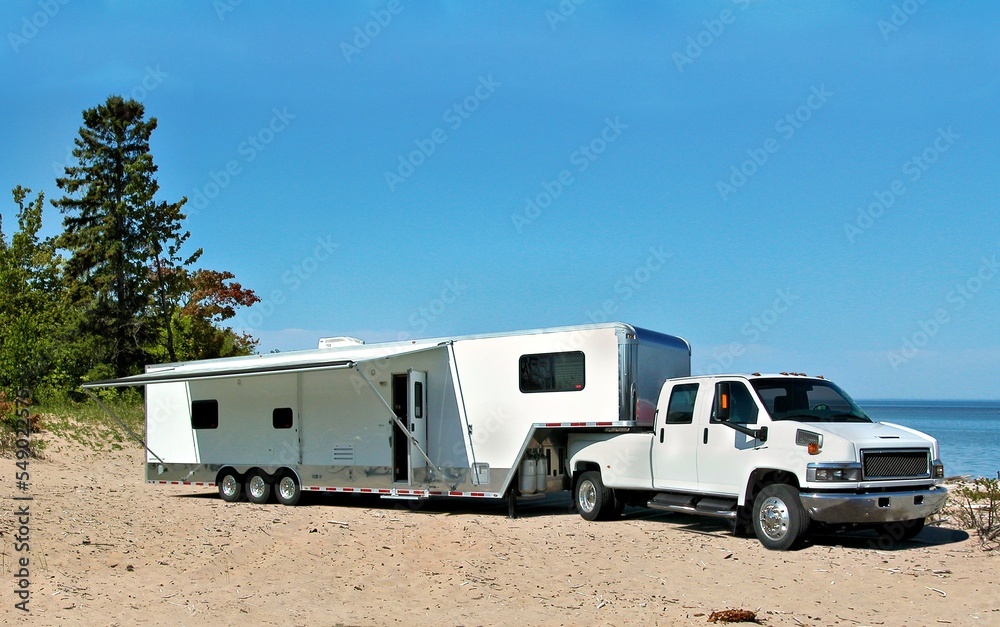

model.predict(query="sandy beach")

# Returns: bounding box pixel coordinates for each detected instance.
[3,431,998,626]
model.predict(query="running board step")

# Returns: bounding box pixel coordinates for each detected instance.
[647,493,738,519]
[380,494,424,501]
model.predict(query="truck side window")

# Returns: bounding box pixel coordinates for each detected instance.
[713,382,759,425]
[665,383,698,424]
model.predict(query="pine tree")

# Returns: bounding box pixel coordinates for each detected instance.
[53,95,201,378]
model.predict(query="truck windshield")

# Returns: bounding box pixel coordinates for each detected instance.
[751,378,871,423]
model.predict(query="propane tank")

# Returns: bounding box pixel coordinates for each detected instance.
[519,453,537,495]
[535,450,548,493]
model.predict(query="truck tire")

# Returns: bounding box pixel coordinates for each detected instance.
[246,470,272,504]
[218,469,243,503]
[875,518,925,544]
[752,484,810,550]
[275,473,301,506]
[575,471,617,521]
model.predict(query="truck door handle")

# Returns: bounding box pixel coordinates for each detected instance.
[703,428,708,444]
[659,428,664,443]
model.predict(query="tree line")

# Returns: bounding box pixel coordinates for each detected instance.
[0,95,260,400]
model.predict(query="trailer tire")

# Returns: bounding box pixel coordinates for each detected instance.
[218,470,243,503]
[575,471,616,521]
[246,470,272,504]
[275,473,301,506]
[752,484,810,550]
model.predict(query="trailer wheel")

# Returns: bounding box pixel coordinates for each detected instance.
[275,473,301,506]
[752,484,810,550]
[246,471,272,504]
[575,471,616,521]
[218,470,243,503]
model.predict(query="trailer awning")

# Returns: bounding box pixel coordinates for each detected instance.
[81,359,356,389]
[80,341,453,390]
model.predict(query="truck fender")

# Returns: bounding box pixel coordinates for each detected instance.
[742,468,801,507]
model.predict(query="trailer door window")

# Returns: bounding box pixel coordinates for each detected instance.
[191,400,219,429]
[273,407,293,429]
[519,351,585,393]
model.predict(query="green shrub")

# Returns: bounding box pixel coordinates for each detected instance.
[952,478,1000,551]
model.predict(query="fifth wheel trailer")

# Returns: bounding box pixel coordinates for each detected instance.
[84,322,689,505]
[84,322,947,549]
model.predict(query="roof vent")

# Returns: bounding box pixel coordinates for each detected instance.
[317,336,365,349]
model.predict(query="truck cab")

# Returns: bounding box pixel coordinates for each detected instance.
[568,374,947,549]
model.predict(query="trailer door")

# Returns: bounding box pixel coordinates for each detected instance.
[392,369,428,484]
[408,369,427,473]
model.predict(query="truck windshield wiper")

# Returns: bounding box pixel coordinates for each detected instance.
[828,413,871,422]
[772,413,817,421]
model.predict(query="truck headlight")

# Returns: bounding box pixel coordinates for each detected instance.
[807,463,862,482]
[932,460,944,479]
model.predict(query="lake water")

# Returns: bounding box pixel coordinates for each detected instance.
[858,400,1000,479]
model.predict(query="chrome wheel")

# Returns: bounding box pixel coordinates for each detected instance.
[574,471,616,521]
[245,471,272,504]
[578,479,597,514]
[218,471,242,502]
[752,484,809,550]
[758,495,791,542]
[276,475,301,506]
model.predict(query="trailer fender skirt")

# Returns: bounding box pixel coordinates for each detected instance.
[300,486,502,499]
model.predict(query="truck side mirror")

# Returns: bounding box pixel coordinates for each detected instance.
[715,382,731,422]
[755,426,768,443]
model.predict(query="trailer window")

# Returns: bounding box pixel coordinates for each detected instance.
[191,400,219,429]
[273,407,293,429]
[665,383,698,424]
[519,351,585,393]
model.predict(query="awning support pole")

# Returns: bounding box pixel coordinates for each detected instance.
[352,363,450,487]
[84,389,166,464]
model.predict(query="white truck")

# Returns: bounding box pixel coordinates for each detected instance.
[84,322,946,550]
[568,372,946,549]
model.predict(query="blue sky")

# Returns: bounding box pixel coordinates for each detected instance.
[2,1,998,399]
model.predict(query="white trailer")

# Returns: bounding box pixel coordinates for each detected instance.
[84,322,690,509]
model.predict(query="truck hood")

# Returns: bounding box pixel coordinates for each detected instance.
[803,421,935,449]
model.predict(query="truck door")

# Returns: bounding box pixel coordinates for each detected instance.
[651,382,701,491]
[696,380,761,495]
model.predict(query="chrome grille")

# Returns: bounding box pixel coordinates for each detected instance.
[861,449,930,479]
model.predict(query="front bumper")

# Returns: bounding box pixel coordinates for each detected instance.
[799,486,948,524]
